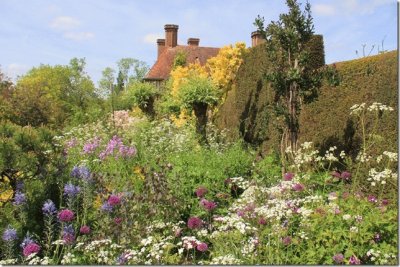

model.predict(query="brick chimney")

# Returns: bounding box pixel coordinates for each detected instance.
[165,24,178,48]
[187,38,200,46]
[157,39,165,58]
[251,31,265,47]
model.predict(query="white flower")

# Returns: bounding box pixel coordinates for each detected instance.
[343,214,351,220]
[350,226,358,233]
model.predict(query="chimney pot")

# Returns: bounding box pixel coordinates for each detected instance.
[164,24,179,48]
[187,38,200,46]
[251,31,265,47]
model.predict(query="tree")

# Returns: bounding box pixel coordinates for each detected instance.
[97,67,116,98]
[116,58,149,90]
[254,0,321,168]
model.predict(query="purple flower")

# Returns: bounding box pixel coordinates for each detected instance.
[258,217,267,225]
[292,183,305,192]
[42,200,57,216]
[62,225,75,245]
[187,217,203,229]
[101,202,113,212]
[108,195,121,206]
[349,255,361,265]
[80,225,91,235]
[195,187,208,198]
[13,191,26,206]
[114,217,123,224]
[58,209,75,222]
[2,226,17,242]
[282,236,291,246]
[70,166,91,180]
[196,242,208,252]
[341,171,351,180]
[331,171,341,178]
[117,252,129,265]
[23,242,41,257]
[65,138,78,149]
[332,253,344,264]
[237,210,245,217]
[20,235,34,248]
[367,195,377,203]
[381,199,389,206]
[63,183,81,198]
[373,233,381,242]
[283,172,294,181]
[200,199,217,211]
[82,137,101,154]
[16,181,24,191]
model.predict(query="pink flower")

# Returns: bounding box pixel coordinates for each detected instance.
[258,217,267,225]
[108,195,121,206]
[58,209,75,222]
[23,243,41,257]
[187,217,203,229]
[292,183,305,192]
[114,217,123,224]
[381,199,389,206]
[341,171,351,180]
[200,199,217,211]
[349,255,361,265]
[331,171,341,178]
[80,225,91,235]
[368,195,377,203]
[196,242,208,252]
[282,236,291,246]
[333,253,344,264]
[195,187,208,198]
[283,172,294,181]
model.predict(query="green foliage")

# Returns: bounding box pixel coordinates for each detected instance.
[172,51,187,69]
[178,76,220,110]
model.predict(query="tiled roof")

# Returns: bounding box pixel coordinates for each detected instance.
[144,45,220,81]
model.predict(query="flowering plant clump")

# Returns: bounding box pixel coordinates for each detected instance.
[22,242,41,257]
[58,209,75,222]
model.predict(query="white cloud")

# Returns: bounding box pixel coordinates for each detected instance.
[63,31,95,41]
[313,4,336,16]
[143,33,163,44]
[50,16,81,31]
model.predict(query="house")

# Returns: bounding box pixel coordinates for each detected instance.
[143,24,265,88]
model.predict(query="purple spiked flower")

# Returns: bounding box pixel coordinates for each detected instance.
[42,200,57,216]
[2,226,17,242]
[13,191,26,206]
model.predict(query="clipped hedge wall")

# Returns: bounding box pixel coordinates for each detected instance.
[216,45,397,155]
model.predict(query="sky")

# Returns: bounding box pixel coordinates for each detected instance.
[0,0,397,85]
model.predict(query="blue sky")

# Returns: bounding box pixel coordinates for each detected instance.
[0,0,397,84]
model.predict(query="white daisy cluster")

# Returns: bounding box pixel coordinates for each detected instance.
[350,103,366,115]
[356,151,372,163]
[367,168,396,186]
[0,259,18,265]
[382,151,398,162]
[230,176,251,190]
[213,214,256,235]
[209,254,242,265]
[27,254,52,265]
[367,102,394,112]
[241,237,258,255]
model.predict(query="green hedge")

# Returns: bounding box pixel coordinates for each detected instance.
[216,45,397,155]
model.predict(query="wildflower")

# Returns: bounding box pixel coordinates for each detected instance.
[350,226,358,233]
[342,191,350,199]
[62,225,75,245]
[282,236,291,246]
[2,226,17,242]
[331,171,341,178]
[328,192,338,201]
[354,215,363,223]
[13,191,26,206]
[334,208,341,215]
[107,195,121,206]
[292,183,305,192]
[101,202,113,212]
[20,235,34,248]
[333,253,344,264]
[196,242,208,252]
[63,183,81,198]
[200,199,217,211]
[80,225,91,235]
[174,228,182,237]
[58,209,75,222]
[368,195,377,203]
[16,181,24,190]
[341,171,351,181]
[258,217,267,225]
[42,200,57,216]
[236,210,245,217]
[349,255,361,265]
[23,242,41,257]
[195,187,208,198]
[83,137,101,154]
[373,233,381,242]
[70,166,91,180]
[343,214,351,220]
[114,217,123,224]
[283,172,294,181]
[187,217,203,229]
[381,199,389,206]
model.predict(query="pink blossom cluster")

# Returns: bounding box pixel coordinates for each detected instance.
[99,135,137,160]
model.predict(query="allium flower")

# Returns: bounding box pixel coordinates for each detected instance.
[258,217,267,225]
[349,255,361,265]
[80,225,91,235]
[2,226,17,242]
[58,209,75,222]
[70,166,91,180]
[13,191,26,206]
[63,183,81,198]
[107,195,121,206]
[23,242,41,257]
[292,183,305,192]
[282,236,291,246]
[187,217,203,229]
[42,200,57,216]
[381,199,389,206]
[341,171,351,181]
[62,225,75,245]
[367,195,377,203]
[196,242,208,252]
[333,253,344,264]
[114,217,123,224]
[200,199,217,211]
[195,187,208,198]
[283,172,294,181]
[101,202,113,212]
